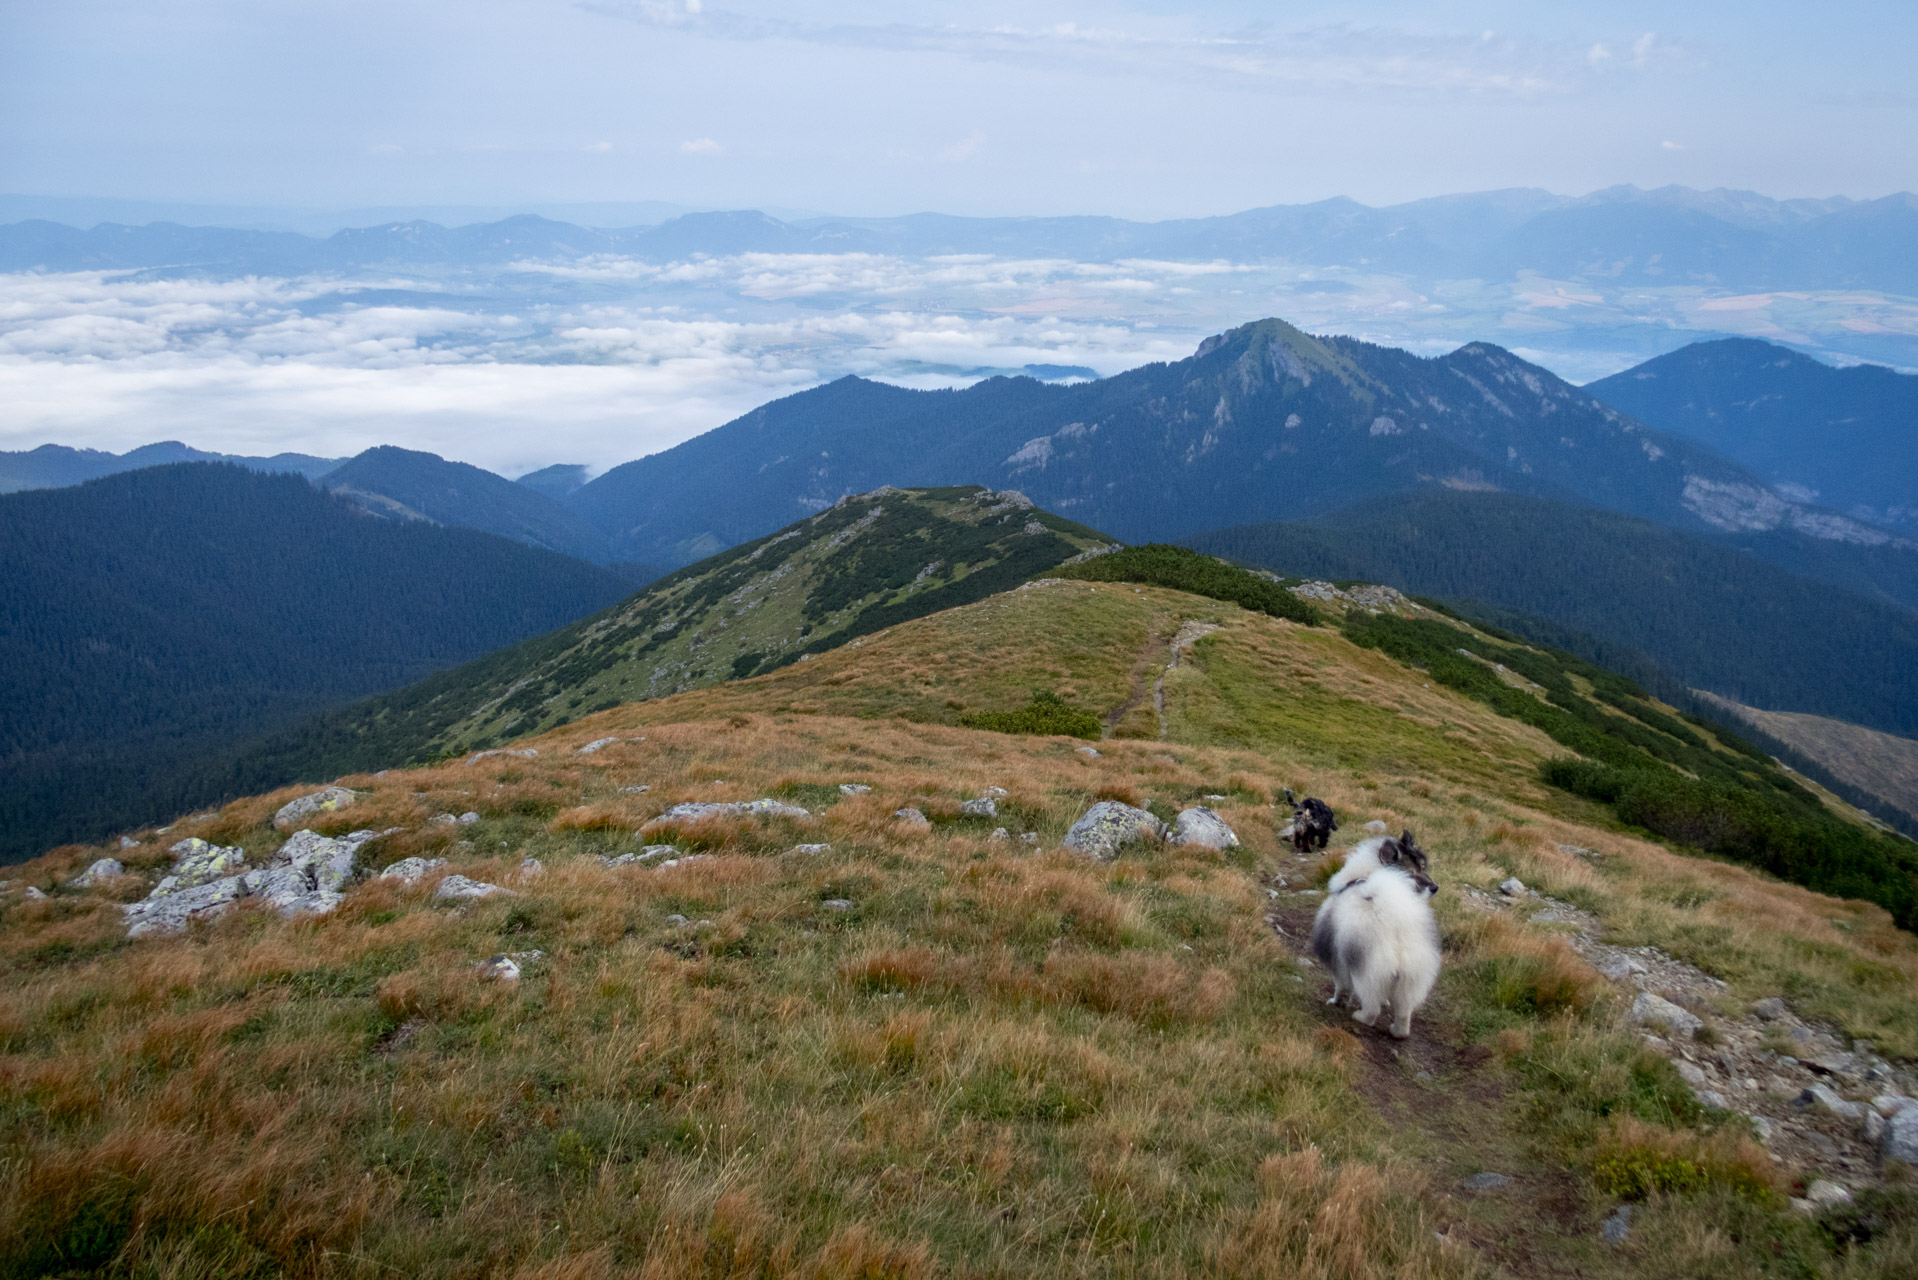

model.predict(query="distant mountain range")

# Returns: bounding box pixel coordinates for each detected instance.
[0,440,339,493]
[0,464,635,862]
[1587,337,1918,532]
[5,185,1916,291]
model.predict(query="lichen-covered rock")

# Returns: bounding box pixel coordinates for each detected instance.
[603,846,681,868]
[126,828,382,936]
[273,786,356,830]
[577,737,620,754]
[1167,806,1238,850]
[478,955,520,981]
[647,799,810,828]
[839,784,872,796]
[893,808,931,829]
[379,856,448,885]
[433,875,513,901]
[960,797,998,818]
[68,858,125,888]
[1630,991,1702,1037]
[1061,802,1165,861]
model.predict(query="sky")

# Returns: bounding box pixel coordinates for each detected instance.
[2,1,1915,476]
[4,0,1916,219]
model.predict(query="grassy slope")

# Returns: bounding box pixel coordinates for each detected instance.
[1695,691,1918,833]
[5,582,1918,1278]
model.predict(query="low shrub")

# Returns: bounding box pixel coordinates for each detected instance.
[1054,544,1322,625]
[959,691,1101,740]
[1590,1117,1778,1205]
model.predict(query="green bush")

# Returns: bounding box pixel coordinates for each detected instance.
[960,692,1102,740]
[1054,545,1322,625]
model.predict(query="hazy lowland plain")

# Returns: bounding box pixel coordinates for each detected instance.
[7,568,1918,1278]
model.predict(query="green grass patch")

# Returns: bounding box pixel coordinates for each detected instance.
[1054,544,1322,625]
[959,691,1101,739]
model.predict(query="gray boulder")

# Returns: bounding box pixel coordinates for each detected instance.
[161,837,249,891]
[1498,877,1527,897]
[241,829,366,916]
[1794,1084,1863,1120]
[961,797,998,818]
[1061,802,1165,861]
[1752,996,1791,1021]
[1460,1172,1511,1191]
[1167,806,1239,851]
[477,955,521,981]
[839,783,872,796]
[273,786,356,830]
[893,808,931,828]
[126,828,382,936]
[577,737,620,754]
[68,858,125,888]
[1880,1105,1918,1164]
[603,846,680,868]
[1630,992,1702,1038]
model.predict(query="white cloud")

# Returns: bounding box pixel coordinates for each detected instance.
[1661,139,1685,151]
[680,136,722,154]
[940,131,987,163]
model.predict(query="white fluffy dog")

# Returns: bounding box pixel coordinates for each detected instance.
[1311,831,1440,1039]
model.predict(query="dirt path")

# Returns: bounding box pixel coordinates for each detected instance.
[1152,620,1220,739]
[1102,613,1172,735]
[1266,879,1599,1278]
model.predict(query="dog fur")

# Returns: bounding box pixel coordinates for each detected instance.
[1312,836,1441,1039]
[1284,790,1338,853]
[1326,830,1437,897]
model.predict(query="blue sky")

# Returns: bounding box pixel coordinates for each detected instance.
[4,0,1914,218]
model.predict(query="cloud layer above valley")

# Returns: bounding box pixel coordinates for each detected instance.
[6,247,1916,476]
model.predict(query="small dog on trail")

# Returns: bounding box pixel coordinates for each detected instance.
[1283,789,1337,853]
[1312,831,1440,1039]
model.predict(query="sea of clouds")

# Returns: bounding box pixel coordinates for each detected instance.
[4,249,1911,476]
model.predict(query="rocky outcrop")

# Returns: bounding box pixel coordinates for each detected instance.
[960,797,998,818]
[273,787,356,830]
[433,875,512,901]
[124,829,384,936]
[1062,802,1164,861]
[379,857,448,885]
[1167,806,1239,850]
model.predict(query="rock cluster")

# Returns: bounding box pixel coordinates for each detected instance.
[647,799,810,826]
[125,829,384,936]
[378,857,448,885]
[1060,802,1241,861]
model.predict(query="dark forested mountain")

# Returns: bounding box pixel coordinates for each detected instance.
[323,446,618,565]
[0,440,339,493]
[1588,338,1918,532]
[0,464,634,862]
[516,463,591,501]
[1185,490,1918,739]
[5,186,1915,285]
[567,317,1890,570]
[230,486,1113,787]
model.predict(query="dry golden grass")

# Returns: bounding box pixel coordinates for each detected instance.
[7,582,1918,1276]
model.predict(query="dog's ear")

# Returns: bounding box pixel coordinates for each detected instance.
[1378,839,1401,865]
[1400,829,1416,849]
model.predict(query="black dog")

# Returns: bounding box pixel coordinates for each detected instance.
[1284,788,1338,853]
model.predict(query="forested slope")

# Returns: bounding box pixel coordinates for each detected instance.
[0,465,633,861]
[1186,490,1918,737]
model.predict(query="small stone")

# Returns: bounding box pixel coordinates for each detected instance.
[989,828,1010,842]
[1597,954,1648,981]
[822,899,854,911]
[961,797,998,818]
[273,786,355,830]
[433,875,513,902]
[457,812,480,825]
[1794,1084,1863,1120]
[1019,832,1039,844]
[1600,1205,1633,1244]
[431,814,459,826]
[118,836,139,850]
[478,955,520,982]
[1363,820,1389,834]
[1460,1172,1511,1192]
[1750,1116,1774,1144]
[1697,1089,1731,1110]
[1631,992,1702,1038]
[694,919,715,930]
[1675,1061,1708,1087]
[1076,746,1101,758]
[1806,1179,1852,1207]
[1204,793,1228,800]
[893,807,931,828]
[654,855,710,870]
[792,843,831,854]
[1752,997,1790,1021]
[24,886,47,900]
[617,785,651,794]
[666,914,690,927]
[518,857,544,878]
[839,784,872,796]
[982,786,1009,797]
[379,857,448,885]
[577,737,620,754]
[67,858,125,888]
[1498,877,1526,897]
[466,748,538,765]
